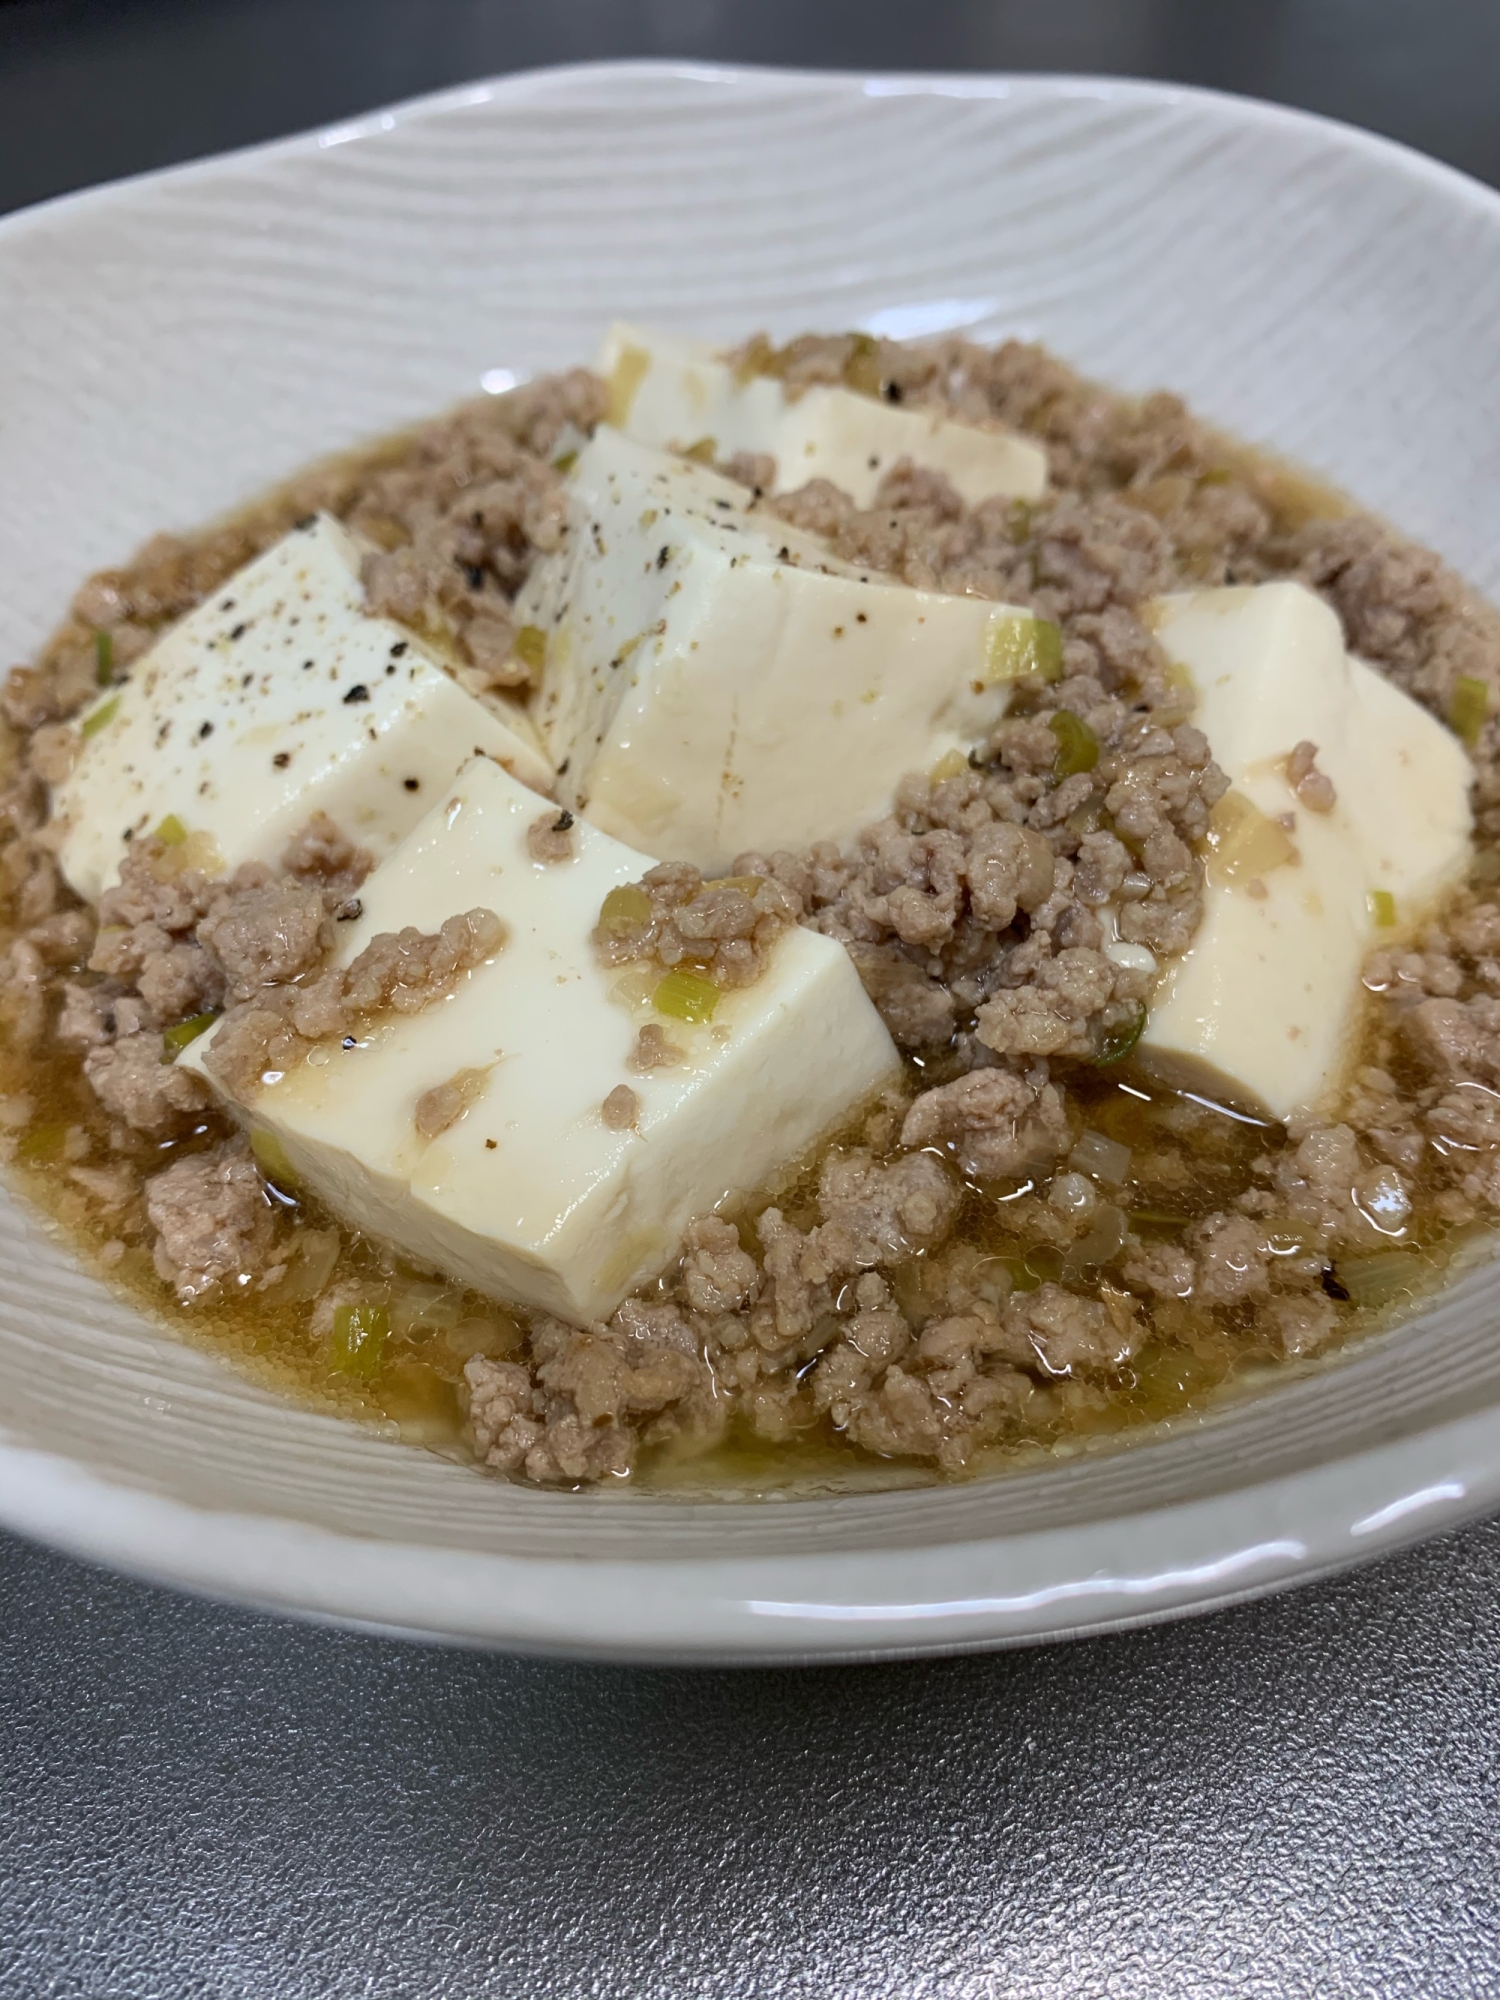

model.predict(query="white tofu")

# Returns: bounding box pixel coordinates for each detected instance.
[1137,582,1472,1120]
[519,428,1040,870]
[598,323,1047,508]
[184,755,900,1325]
[55,514,552,901]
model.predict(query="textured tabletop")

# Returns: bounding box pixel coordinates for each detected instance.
[4,3,1500,1995]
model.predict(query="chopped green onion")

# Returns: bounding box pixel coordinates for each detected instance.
[1128,1207,1192,1234]
[1368,888,1398,929]
[1049,710,1099,780]
[513,625,547,672]
[1095,1003,1147,1067]
[842,332,882,397]
[652,968,719,1023]
[1448,674,1489,747]
[597,884,653,936]
[80,695,120,740]
[1334,1249,1420,1310]
[985,614,1064,685]
[95,631,114,685]
[17,1121,68,1164]
[551,449,578,475]
[331,1302,390,1377]
[250,1127,295,1187]
[153,813,187,846]
[162,1011,218,1057]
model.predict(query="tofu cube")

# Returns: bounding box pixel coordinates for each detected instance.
[519,427,1039,870]
[184,755,900,1325]
[56,514,552,900]
[598,322,1047,507]
[1138,582,1472,1119]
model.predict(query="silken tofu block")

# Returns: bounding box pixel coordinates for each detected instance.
[183,755,901,1325]
[55,514,552,901]
[598,322,1047,507]
[1138,581,1472,1120]
[519,427,1040,871]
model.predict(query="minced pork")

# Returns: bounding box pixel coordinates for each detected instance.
[5,334,1500,1486]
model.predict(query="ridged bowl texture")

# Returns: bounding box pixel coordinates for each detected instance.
[3,63,1500,1660]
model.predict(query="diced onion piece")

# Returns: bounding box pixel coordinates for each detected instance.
[1064,1202,1127,1270]
[391,1279,465,1340]
[276,1227,342,1303]
[653,968,719,1023]
[1334,1249,1421,1309]
[153,813,188,846]
[1368,888,1398,929]
[552,449,578,475]
[680,436,718,465]
[1049,710,1099,780]
[95,631,114,685]
[1068,1128,1133,1183]
[985,614,1064,685]
[1448,674,1489,748]
[1203,788,1298,887]
[929,748,969,783]
[330,1302,390,1377]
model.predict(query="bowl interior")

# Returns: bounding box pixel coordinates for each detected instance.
[4,64,1500,1649]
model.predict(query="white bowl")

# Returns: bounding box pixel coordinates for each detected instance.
[4,62,1500,1663]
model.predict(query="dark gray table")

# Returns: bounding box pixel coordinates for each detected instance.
[3,4,1500,1993]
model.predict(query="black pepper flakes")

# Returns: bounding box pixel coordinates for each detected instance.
[229,622,248,640]
[272,752,290,769]
[341,1035,358,1050]
[343,684,370,704]
[389,640,408,657]
[335,897,363,922]
[403,777,420,792]
[553,809,575,832]
[197,721,214,739]
[302,658,315,671]
[557,757,570,776]
[656,546,670,569]
[883,380,904,403]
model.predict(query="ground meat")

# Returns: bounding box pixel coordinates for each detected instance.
[413,1066,491,1140]
[84,1031,212,1134]
[594,860,799,990]
[628,1023,684,1070]
[8,339,1500,1492]
[526,809,576,862]
[900,1065,1070,1179]
[278,812,373,900]
[356,371,605,687]
[145,1137,283,1301]
[198,876,332,999]
[207,907,506,1096]
[600,1084,638,1132]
